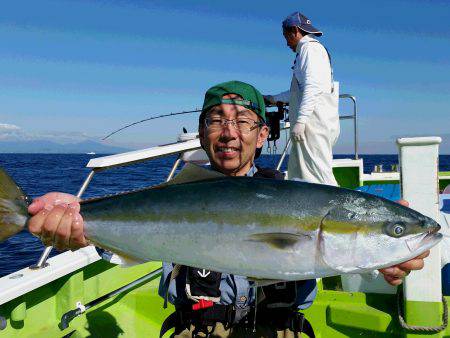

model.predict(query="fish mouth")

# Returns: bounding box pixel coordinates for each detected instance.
[405,225,442,253]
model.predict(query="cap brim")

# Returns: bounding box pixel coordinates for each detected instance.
[300,24,323,37]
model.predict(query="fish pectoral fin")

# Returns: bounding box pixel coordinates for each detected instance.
[166,163,225,186]
[109,253,146,268]
[247,277,284,287]
[246,232,309,250]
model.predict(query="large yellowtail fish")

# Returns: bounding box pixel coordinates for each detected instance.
[0,164,442,280]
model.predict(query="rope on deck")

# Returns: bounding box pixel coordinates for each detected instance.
[397,288,448,332]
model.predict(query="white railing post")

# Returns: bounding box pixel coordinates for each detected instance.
[397,136,443,330]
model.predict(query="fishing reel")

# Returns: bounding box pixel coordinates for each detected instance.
[265,102,288,154]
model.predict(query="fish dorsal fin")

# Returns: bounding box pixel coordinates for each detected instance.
[166,163,225,186]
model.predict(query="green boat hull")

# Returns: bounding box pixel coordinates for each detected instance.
[0,261,171,337]
[1,261,448,337]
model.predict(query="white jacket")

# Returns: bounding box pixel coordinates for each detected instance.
[273,34,333,124]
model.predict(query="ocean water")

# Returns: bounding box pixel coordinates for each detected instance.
[0,153,449,277]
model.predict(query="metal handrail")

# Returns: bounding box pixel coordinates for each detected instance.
[276,138,291,171]
[59,267,163,330]
[339,94,358,160]
[275,93,359,170]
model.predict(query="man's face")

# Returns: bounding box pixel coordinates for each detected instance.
[199,94,269,176]
[283,27,302,52]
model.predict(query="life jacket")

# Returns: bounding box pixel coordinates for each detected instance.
[160,167,315,338]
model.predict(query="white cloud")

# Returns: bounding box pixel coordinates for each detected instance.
[0,123,21,131]
[0,123,24,141]
[0,122,97,143]
[26,130,94,143]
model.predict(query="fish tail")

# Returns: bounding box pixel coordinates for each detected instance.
[0,168,30,243]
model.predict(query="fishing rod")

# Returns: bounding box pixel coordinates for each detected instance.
[102,108,202,140]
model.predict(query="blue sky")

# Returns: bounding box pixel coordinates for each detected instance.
[1,0,449,153]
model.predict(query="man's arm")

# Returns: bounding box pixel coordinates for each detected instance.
[293,43,324,124]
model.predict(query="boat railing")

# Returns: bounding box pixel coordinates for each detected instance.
[339,94,358,159]
[275,93,358,170]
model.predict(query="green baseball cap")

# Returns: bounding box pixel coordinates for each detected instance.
[201,80,266,122]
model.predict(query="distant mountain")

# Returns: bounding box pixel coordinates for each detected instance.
[0,139,130,153]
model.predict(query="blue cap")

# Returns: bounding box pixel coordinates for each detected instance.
[282,12,323,37]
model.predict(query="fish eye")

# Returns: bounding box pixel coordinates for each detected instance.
[393,224,405,236]
[384,222,406,238]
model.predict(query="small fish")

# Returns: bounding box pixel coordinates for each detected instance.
[0,164,442,280]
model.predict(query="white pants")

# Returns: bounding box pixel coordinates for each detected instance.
[287,92,340,186]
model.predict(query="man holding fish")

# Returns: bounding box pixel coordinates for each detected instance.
[25,80,431,337]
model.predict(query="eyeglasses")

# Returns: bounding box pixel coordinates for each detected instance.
[204,117,264,134]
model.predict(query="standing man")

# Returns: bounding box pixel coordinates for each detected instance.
[265,12,340,186]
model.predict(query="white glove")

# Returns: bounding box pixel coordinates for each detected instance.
[291,122,306,142]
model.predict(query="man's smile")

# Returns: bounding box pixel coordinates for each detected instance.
[215,145,241,158]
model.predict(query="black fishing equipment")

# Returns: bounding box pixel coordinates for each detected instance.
[185,267,222,304]
[265,102,288,154]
